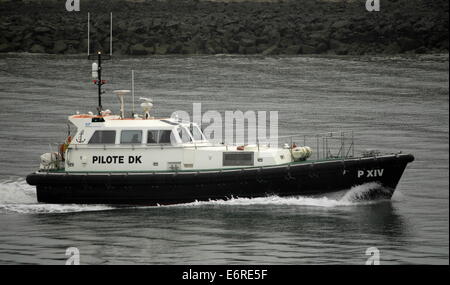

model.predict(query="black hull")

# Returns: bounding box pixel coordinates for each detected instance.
[26,154,414,205]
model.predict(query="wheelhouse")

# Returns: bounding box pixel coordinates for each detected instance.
[70,116,208,147]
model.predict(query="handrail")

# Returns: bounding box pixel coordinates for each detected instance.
[275,130,355,160]
[56,130,356,161]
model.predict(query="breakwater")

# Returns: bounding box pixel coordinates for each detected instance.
[0,0,448,55]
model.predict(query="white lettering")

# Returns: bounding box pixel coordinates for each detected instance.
[65,0,80,12]
[366,0,380,12]
[366,247,380,265]
[65,247,80,265]
[202,110,223,143]
[172,103,279,148]
[182,269,216,283]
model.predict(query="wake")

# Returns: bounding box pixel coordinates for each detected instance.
[174,182,392,208]
[0,178,394,214]
[0,178,114,214]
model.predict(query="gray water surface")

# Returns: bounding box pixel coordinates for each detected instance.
[0,54,448,264]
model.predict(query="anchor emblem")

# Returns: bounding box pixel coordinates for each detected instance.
[76,130,86,143]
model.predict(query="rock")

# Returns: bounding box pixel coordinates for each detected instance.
[224,40,239,53]
[256,43,270,53]
[244,46,257,54]
[166,20,180,28]
[65,44,78,54]
[52,40,67,54]
[34,26,51,33]
[131,25,147,34]
[415,46,428,54]
[261,44,279,55]
[35,35,53,48]
[0,0,446,56]
[113,42,130,55]
[168,42,184,54]
[438,39,449,50]
[129,43,148,55]
[384,42,402,54]
[284,45,300,54]
[80,39,89,53]
[316,42,328,53]
[181,43,198,54]
[0,43,12,53]
[299,44,317,54]
[205,39,222,54]
[154,44,170,55]
[397,37,422,52]
[143,39,154,48]
[329,39,343,50]
[279,37,294,48]
[335,45,349,55]
[240,37,255,48]
[255,36,269,45]
[331,20,350,30]
[309,31,330,45]
[29,44,45,53]
[332,28,352,41]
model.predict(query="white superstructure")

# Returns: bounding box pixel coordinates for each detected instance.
[53,112,307,173]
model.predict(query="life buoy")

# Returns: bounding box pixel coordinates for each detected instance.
[59,136,72,161]
[59,144,65,160]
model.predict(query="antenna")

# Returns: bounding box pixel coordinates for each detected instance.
[87,13,113,115]
[131,70,135,116]
[114,90,131,119]
[87,12,90,56]
[110,12,113,56]
[87,12,113,56]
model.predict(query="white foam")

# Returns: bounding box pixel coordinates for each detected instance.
[0,203,115,214]
[0,204,115,214]
[340,182,391,203]
[0,178,36,204]
[0,178,390,214]
[168,182,389,208]
[0,179,114,214]
[174,195,350,208]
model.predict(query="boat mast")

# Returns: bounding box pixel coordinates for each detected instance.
[96,51,103,114]
[87,12,113,115]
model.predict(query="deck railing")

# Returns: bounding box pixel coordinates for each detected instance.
[55,131,355,161]
[275,131,355,161]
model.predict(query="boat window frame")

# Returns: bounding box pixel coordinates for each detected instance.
[145,129,174,145]
[146,130,160,144]
[120,129,143,145]
[181,126,193,144]
[190,124,207,142]
[88,130,117,144]
[143,128,180,146]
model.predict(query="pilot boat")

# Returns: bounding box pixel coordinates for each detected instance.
[26,52,414,205]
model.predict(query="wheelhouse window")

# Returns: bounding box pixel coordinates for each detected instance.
[191,124,206,141]
[88,130,116,144]
[121,130,142,144]
[160,130,173,144]
[147,130,159,144]
[147,130,173,144]
[177,127,193,143]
